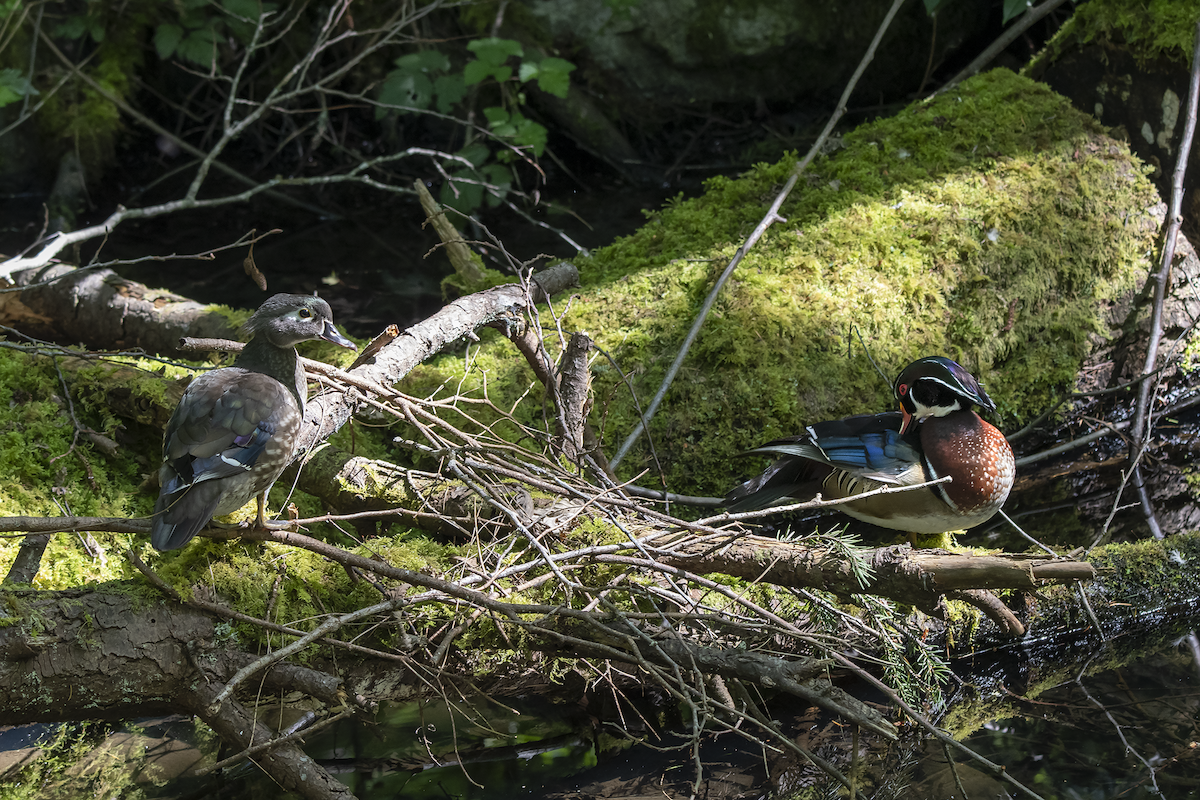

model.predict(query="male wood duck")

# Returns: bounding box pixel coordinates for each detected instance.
[725,356,1015,534]
[151,294,356,551]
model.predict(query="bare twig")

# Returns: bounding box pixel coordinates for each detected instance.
[1123,20,1200,539]
[609,0,909,468]
[938,0,1073,92]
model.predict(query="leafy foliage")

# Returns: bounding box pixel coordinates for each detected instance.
[377,37,576,213]
[7,1,572,216]
[152,0,279,65]
[0,67,37,108]
[378,50,464,115]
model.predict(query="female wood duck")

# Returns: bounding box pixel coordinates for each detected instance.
[725,356,1015,534]
[151,294,356,551]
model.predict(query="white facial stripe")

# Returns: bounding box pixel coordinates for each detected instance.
[910,376,974,418]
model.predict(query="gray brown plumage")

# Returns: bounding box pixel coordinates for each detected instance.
[151,294,355,551]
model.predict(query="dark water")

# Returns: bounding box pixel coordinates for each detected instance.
[7,622,1195,798]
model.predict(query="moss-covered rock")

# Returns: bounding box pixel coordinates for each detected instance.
[409,69,1161,499]
[1031,0,1198,69]
[1024,0,1197,233]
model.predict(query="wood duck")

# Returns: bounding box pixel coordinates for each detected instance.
[725,357,1015,534]
[151,294,356,551]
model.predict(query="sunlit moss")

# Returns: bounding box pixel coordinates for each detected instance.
[0,350,152,587]
[0,720,149,800]
[1030,0,1199,70]
[143,529,457,650]
[1086,533,1200,604]
[408,69,1159,499]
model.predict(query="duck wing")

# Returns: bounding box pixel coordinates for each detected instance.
[151,369,297,551]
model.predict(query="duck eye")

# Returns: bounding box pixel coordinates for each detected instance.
[298,308,313,319]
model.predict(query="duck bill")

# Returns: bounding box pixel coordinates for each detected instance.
[899,408,914,435]
[321,322,357,350]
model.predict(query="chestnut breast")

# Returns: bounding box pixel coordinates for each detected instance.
[919,411,1014,513]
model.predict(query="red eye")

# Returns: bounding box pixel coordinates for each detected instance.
[898,383,908,396]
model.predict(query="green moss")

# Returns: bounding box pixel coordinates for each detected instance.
[1184,468,1200,498]
[146,530,457,650]
[1086,534,1200,606]
[407,69,1159,499]
[6,3,152,181]
[0,720,149,800]
[0,350,151,588]
[1031,0,1199,70]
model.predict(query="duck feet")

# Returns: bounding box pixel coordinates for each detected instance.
[250,496,300,532]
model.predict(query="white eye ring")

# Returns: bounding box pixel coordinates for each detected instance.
[298,307,313,319]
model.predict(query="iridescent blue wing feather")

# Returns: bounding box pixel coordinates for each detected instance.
[726,413,921,512]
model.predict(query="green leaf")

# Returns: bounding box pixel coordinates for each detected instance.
[154,24,184,60]
[440,170,484,214]
[457,142,491,167]
[222,0,266,20]
[395,50,451,74]
[462,59,493,86]
[922,0,953,14]
[490,120,517,139]
[466,37,523,66]
[518,62,539,84]
[378,70,434,110]
[481,163,511,207]
[176,0,213,28]
[433,73,466,114]
[0,68,34,109]
[534,57,574,98]
[0,69,39,108]
[464,60,512,85]
[483,106,510,126]
[1002,0,1029,23]
[222,0,277,44]
[53,16,89,40]
[176,26,221,66]
[510,116,547,156]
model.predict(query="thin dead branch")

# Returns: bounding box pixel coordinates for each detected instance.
[609,0,909,468]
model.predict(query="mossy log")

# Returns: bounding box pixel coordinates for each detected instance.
[399,68,1172,504]
[0,265,244,357]
[0,587,354,800]
[0,533,1191,746]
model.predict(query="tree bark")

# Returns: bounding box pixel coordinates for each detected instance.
[0,586,354,799]
[0,265,242,357]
